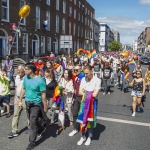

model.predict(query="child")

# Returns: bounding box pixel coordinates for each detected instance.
[0,68,11,118]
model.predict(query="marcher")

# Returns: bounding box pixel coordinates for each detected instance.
[3,55,15,86]
[0,68,11,118]
[102,62,113,95]
[57,69,74,134]
[77,65,100,146]
[129,71,145,117]
[19,63,48,150]
[69,64,85,137]
[145,64,150,92]
[44,68,58,125]
[7,65,30,138]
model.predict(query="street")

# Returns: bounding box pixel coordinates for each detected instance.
[0,65,150,150]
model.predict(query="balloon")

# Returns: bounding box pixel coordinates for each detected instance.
[19,5,30,18]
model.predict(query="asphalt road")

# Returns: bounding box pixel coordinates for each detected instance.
[0,64,150,150]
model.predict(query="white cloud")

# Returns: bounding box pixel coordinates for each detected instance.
[139,0,150,4]
[97,16,150,44]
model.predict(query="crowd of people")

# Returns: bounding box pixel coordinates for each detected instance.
[0,51,150,150]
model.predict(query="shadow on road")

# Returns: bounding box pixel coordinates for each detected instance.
[92,123,106,141]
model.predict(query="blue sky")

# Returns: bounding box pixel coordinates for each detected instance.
[87,0,150,44]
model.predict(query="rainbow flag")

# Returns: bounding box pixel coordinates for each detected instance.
[128,59,136,66]
[124,68,127,74]
[86,50,92,59]
[124,72,131,80]
[91,49,97,58]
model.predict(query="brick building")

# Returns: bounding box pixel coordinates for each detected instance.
[0,0,97,61]
[137,27,150,53]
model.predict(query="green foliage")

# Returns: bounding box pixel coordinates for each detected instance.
[108,40,121,51]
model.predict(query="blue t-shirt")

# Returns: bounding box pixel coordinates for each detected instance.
[23,75,46,104]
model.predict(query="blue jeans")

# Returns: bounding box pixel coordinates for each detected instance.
[82,128,93,138]
[7,71,15,85]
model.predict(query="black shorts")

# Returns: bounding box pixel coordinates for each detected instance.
[0,95,10,105]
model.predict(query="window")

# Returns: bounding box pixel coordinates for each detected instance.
[36,6,40,29]
[46,0,50,5]
[11,31,18,54]
[20,0,26,25]
[56,0,59,10]
[47,37,51,51]
[74,9,76,19]
[78,12,80,21]
[69,22,71,35]
[69,6,72,16]
[62,18,65,34]
[2,0,9,21]
[78,26,80,37]
[56,15,59,33]
[22,33,28,54]
[63,0,66,14]
[73,23,76,36]
[41,36,45,53]
[74,0,76,5]
[46,11,50,31]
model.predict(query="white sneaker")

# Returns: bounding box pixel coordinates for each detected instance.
[77,136,86,145]
[108,92,111,95]
[85,137,91,146]
[103,92,106,95]
[1,110,4,114]
[69,129,78,137]
[132,112,136,117]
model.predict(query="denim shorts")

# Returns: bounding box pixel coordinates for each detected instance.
[0,95,10,104]
[131,90,142,98]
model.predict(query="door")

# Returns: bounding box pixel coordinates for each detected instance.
[0,38,2,57]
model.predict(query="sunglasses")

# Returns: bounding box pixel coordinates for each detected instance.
[136,73,141,75]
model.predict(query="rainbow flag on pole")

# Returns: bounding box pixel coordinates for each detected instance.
[128,59,136,66]
[124,72,131,80]
[91,49,97,58]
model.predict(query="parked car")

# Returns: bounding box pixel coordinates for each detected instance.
[139,56,150,64]
[136,53,143,60]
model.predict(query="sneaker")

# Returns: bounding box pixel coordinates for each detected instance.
[77,136,86,145]
[7,132,19,138]
[69,129,78,137]
[85,137,91,146]
[1,109,4,114]
[108,92,111,95]
[132,112,136,117]
[6,113,11,118]
[36,127,46,141]
[26,143,36,150]
[103,92,106,95]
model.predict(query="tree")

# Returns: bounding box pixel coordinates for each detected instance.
[108,40,121,51]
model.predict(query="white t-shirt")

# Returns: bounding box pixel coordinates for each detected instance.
[80,76,100,92]
[15,75,24,97]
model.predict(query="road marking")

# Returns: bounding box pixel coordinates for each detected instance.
[97,116,150,127]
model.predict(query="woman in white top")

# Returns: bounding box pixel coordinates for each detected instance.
[57,69,74,134]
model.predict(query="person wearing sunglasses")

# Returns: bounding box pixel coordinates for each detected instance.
[129,71,145,117]
[69,64,85,137]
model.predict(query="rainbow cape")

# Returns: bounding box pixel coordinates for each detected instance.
[128,59,136,66]
[52,86,64,111]
[77,91,97,132]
